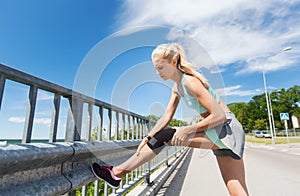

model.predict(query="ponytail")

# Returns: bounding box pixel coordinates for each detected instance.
[173,44,209,89]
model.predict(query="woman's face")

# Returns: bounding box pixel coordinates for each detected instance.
[152,57,177,80]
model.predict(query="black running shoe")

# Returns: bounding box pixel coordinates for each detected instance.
[91,163,121,188]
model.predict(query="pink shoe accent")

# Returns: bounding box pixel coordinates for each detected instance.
[108,167,122,180]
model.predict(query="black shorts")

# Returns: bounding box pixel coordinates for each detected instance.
[146,128,176,154]
[212,149,241,160]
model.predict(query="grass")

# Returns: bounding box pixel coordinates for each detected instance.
[246,135,300,144]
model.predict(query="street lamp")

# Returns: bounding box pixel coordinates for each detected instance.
[283,47,292,52]
[262,47,292,145]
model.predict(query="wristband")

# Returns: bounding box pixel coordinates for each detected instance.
[145,135,152,141]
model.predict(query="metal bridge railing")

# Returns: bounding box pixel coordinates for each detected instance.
[0,64,186,195]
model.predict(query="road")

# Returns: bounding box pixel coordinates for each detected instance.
[156,143,300,196]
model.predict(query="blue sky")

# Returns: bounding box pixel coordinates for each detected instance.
[0,0,299,139]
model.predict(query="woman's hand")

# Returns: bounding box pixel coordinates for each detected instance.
[171,126,190,146]
[136,137,148,156]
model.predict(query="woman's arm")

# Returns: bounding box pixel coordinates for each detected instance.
[148,86,180,137]
[182,75,226,134]
[137,86,180,155]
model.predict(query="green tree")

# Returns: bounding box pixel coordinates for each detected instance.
[147,114,160,121]
[169,118,188,127]
[248,94,268,121]
[227,85,299,131]
[229,96,268,131]
[269,85,300,129]
[228,102,249,129]
[91,127,98,141]
[253,119,266,130]
[147,114,187,127]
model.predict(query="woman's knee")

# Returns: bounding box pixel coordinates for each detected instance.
[146,128,176,153]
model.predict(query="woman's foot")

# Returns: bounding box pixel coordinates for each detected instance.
[91,163,121,188]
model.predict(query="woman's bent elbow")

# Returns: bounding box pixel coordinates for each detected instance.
[220,112,227,123]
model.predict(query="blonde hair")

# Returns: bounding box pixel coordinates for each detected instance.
[151,43,209,89]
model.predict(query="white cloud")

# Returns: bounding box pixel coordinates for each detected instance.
[8,116,51,126]
[216,85,260,97]
[8,117,25,123]
[34,118,51,125]
[37,91,53,101]
[118,0,300,74]
[237,51,296,74]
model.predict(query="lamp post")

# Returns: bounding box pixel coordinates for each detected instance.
[268,89,281,138]
[262,70,274,144]
[262,47,292,145]
[268,90,276,138]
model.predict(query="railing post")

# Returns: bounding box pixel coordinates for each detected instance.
[86,103,93,141]
[139,118,143,139]
[104,183,108,196]
[81,185,87,196]
[98,106,103,141]
[94,180,99,196]
[132,116,136,139]
[141,119,145,138]
[22,85,38,143]
[65,97,83,142]
[138,118,140,139]
[145,162,153,186]
[64,191,76,196]
[121,113,125,140]
[49,93,61,142]
[127,115,131,140]
[0,74,5,112]
[131,115,134,140]
[137,118,140,139]
[165,148,171,167]
[145,120,153,186]
[115,111,119,140]
[107,109,112,140]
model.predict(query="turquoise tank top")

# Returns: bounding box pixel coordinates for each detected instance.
[176,73,219,114]
[176,73,227,149]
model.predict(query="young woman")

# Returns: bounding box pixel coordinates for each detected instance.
[92,43,248,195]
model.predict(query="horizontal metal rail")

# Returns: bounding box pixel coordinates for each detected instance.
[0,63,151,144]
[0,64,145,118]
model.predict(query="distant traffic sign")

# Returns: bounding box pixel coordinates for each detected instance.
[280,113,289,120]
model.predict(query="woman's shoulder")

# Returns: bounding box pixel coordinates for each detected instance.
[183,73,198,84]
[183,74,204,87]
[183,74,206,96]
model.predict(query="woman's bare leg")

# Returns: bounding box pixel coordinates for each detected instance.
[113,132,217,178]
[113,131,248,194]
[216,155,248,195]
[113,144,156,178]
[186,132,248,195]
